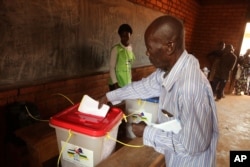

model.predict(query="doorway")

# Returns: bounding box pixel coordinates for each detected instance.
[240,22,250,56]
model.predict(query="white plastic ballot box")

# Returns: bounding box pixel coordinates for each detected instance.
[125,97,159,138]
[50,103,123,167]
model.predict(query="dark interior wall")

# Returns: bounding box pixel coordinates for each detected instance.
[130,0,250,70]
[191,2,249,68]
[0,0,248,115]
[128,0,200,52]
[1,0,249,90]
[0,0,202,90]
[0,0,163,88]
[191,1,249,93]
[133,0,249,93]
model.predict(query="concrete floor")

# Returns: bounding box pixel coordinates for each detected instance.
[216,94,250,167]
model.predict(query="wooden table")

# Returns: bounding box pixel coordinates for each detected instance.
[96,137,166,167]
[15,122,58,167]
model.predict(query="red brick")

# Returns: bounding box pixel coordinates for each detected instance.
[19,85,44,95]
[0,89,17,99]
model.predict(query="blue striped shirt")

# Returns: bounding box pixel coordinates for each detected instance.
[107,50,219,167]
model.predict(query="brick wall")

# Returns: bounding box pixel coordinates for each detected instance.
[0,65,155,119]
[128,0,249,93]
[129,0,249,65]
[1,0,248,115]
[192,3,249,68]
[128,0,200,51]
[0,0,199,118]
[192,2,249,92]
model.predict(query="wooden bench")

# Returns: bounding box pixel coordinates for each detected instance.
[15,122,58,167]
[96,137,166,167]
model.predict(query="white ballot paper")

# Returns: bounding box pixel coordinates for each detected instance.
[78,95,110,117]
[151,119,182,134]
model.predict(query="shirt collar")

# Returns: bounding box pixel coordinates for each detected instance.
[162,50,189,91]
[119,42,131,49]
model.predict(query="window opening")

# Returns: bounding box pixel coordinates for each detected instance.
[240,22,250,56]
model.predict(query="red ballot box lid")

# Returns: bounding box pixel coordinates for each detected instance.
[49,103,123,137]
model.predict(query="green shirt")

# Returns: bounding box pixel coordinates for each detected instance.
[109,43,135,87]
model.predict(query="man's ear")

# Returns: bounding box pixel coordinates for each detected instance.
[163,42,174,55]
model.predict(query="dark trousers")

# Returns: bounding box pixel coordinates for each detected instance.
[212,77,227,99]
[109,84,117,91]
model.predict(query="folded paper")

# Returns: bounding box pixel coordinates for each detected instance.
[78,95,110,117]
[151,119,182,134]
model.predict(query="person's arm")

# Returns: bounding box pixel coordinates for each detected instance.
[207,51,215,64]
[143,87,217,155]
[98,69,162,108]
[230,55,237,71]
[106,69,163,104]
[109,47,118,84]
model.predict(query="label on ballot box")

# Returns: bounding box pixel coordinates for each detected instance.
[61,141,94,167]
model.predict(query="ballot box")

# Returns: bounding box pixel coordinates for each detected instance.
[50,103,123,167]
[125,97,159,138]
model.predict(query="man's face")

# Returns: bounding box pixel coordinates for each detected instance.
[120,31,131,46]
[145,36,171,71]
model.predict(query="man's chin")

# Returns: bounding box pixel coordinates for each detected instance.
[150,62,160,69]
[149,60,156,66]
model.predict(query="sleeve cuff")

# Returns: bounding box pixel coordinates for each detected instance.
[143,126,158,147]
[106,91,122,105]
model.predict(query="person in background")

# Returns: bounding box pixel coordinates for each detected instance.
[233,55,246,95]
[108,24,135,90]
[212,44,237,101]
[207,41,225,88]
[242,49,250,95]
[99,15,218,167]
